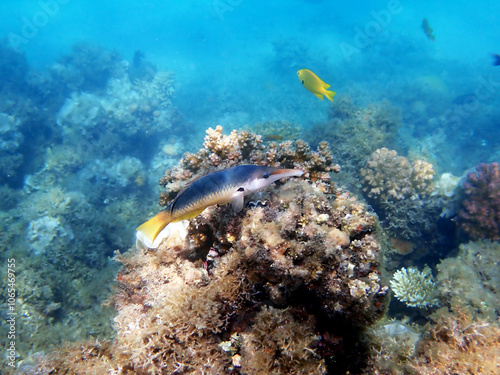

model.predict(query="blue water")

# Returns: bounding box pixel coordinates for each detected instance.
[2,0,499,139]
[1,0,499,370]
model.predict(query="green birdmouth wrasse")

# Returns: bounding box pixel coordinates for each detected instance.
[136,165,303,247]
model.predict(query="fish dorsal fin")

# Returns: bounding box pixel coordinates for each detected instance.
[323,82,331,89]
[231,187,245,212]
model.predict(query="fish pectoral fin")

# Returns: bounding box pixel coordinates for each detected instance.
[314,92,325,100]
[231,189,245,212]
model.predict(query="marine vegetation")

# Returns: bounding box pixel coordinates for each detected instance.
[366,240,500,374]
[248,119,302,141]
[304,96,401,185]
[457,162,500,241]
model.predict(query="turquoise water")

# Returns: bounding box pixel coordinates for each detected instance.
[0,0,499,372]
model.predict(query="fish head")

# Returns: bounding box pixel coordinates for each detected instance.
[241,166,303,194]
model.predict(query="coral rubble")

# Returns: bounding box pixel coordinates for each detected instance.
[457,162,500,241]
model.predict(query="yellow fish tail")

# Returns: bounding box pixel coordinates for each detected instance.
[324,89,336,102]
[136,210,172,244]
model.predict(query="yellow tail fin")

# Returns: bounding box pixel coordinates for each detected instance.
[324,89,336,102]
[136,210,171,244]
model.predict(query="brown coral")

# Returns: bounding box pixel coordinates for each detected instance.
[159,125,339,202]
[48,177,387,374]
[360,148,435,201]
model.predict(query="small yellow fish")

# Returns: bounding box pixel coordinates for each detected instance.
[297,69,336,102]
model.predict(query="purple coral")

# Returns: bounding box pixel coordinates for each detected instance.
[458,162,500,241]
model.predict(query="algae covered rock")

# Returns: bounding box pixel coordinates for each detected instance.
[81,178,388,374]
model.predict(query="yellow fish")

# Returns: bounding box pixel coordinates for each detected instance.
[297,69,336,102]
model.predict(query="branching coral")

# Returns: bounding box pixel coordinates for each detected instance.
[159,125,339,204]
[360,148,440,241]
[305,97,401,177]
[361,148,435,201]
[390,266,439,308]
[457,162,500,241]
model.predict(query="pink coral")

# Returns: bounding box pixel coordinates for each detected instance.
[458,162,500,241]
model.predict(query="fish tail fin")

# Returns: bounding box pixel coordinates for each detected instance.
[136,210,171,245]
[324,89,336,102]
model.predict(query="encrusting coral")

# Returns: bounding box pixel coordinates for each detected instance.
[457,162,500,241]
[45,135,388,373]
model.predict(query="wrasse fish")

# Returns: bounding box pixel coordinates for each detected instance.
[422,18,435,41]
[262,134,284,142]
[491,53,500,67]
[136,165,303,246]
[297,69,336,102]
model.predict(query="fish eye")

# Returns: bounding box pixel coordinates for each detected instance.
[237,187,245,192]
[263,172,270,179]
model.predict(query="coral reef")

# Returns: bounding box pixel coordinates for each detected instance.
[406,304,500,375]
[47,176,387,374]
[248,119,302,141]
[0,42,185,369]
[56,70,177,138]
[436,240,500,321]
[457,162,500,241]
[360,148,441,242]
[54,42,124,93]
[361,148,435,201]
[390,266,439,308]
[0,113,24,185]
[159,125,340,203]
[305,96,401,179]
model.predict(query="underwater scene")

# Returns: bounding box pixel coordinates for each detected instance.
[0,0,499,374]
